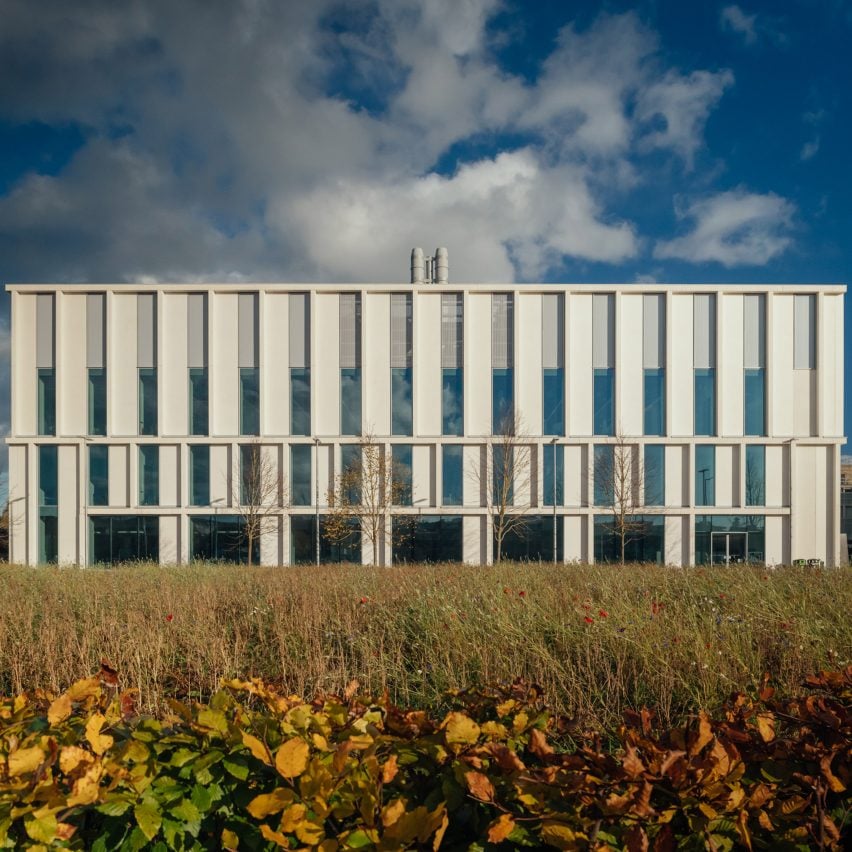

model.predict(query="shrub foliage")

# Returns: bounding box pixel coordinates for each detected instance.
[1,664,850,850]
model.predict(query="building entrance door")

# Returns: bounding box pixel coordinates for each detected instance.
[711,531,748,564]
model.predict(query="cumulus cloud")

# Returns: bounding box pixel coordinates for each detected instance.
[654,190,795,267]
[720,5,758,43]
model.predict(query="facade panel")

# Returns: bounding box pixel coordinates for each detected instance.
[212,293,239,436]
[160,293,188,436]
[516,293,542,436]
[59,294,88,437]
[619,293,643,436]
[110,293,137,437]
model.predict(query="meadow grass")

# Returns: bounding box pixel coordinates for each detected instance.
[0,561,849,732]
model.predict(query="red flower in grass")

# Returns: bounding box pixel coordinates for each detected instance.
[165,614,174,623]
[359,597,369,605]
[503,587,511,595]
[598,610,608,618]
[518,590,526,598]
[584,616,594,624]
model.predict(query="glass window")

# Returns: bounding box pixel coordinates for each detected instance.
[290,368,311,436]
[189,368,208,436]
[88,368,107,436]
[190,515,252,564]
[442,445,463,506]
[340,444,361,504]
[391,368,413,436]
[291,515,361,564]
[744,369,765,436]
[90,516,159,565]
[89,445,109,507]
[138,368,157,435]
[291,444,311,506]
[189,444,210,506]
[543,443,564,506]
[695,444,715,506]
[695,515,765,564]
[442,368,463,436]
[593,444,614,506]
[594,515,664,563]
[745,445,766,506]
[240,368,260,436]
[139,445,159,506]
[543,368,564,436]
[644,368,665,436]
[644,445,665,506]
[593,368,614,436]
[38,368,56,436]
[694,368,716,436]
[39,509,58,564]
[392,444,412,506]
[38,444,58,508]
[492,368,513,434]
[393,515,463,563]
[341,368,362,436]
[492,445,513,506]
[497,515,563,562]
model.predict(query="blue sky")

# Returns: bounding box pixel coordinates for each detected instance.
[1,0,850,506]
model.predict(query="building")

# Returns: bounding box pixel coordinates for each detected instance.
[3,250,846,566]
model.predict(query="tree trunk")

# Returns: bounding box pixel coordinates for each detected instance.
[247,530,254,568]
[620,528,626,567]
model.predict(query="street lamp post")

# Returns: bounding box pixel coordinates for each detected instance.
[551,437,558,564]
[698,467,713,505]
[314,437,320,567]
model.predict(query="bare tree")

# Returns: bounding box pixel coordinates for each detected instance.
[592,433,658,566]
[324,431,414,566]
[468,412,534,563]
[234,441,286,567]
[0,506,9,562]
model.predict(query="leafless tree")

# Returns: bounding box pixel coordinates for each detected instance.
[468,412,534,563]
[592,432,661,566]
[324,430,414,566]
[0,506,9,562]
[234,441,287,567]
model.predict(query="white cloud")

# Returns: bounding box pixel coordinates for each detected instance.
[800,139,820,161]
[720,5,758,44]
[654,190,795,266]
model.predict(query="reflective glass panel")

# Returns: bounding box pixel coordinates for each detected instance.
[644,444,665,506]
[189,368,208,435]
[240,368,260,436]
[189,444,210,506]
[392,444,412,506]
[340,444,361,504]
[291,515,361,564]
[393,515,462,563]
[341,368,362,436]
[543,444,564,506]
[594,515,664,563]
[38,445,57,507]
[290,368,311,436]
[138,368,157,435]
[442,445,463,506]
[543,368,565,436]
[492,368,513,433]
[643,368,665,436]
[745,445,766,506]
[695,444,715,506]
[694,368,716,436]
[493,445,513,506]
[139,445,159,506]
[190,515,253,564]
[38,368,56,436]
[88,368,107,436]
[39,509,58,564]
[593,368,614,436]
[695,515,765,564]
[744,369,766,436]
[89,445,109,506]
[90,515,159,565]
[391,368,413,436]
[442,369,463,436]
[496,515,563,562]
[291,444,311,506]
[593,444,614,506]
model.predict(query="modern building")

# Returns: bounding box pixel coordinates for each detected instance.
[3,250,846,566]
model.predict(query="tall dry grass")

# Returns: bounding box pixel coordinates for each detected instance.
[0,562,849,731]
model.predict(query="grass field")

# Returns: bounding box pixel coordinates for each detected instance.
[0,561,849,732]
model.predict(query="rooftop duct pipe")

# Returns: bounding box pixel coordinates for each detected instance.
[410,247,424,284]
[435,247,448,283]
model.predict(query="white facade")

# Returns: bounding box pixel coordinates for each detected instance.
[4,265,846,567]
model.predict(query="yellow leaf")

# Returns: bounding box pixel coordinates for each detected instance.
[247,788,294,819]
[280,803,308,832]
[512,711,529,734]
[381,754,399,784]
[540,822,581,849]
[241,731,272,765]
[432,809,449,850]
[260,824,290,847]
[67,763,103,806]
[495,699,516,718]
[275,737,310,779]
[443,712,480,746]
[756,713,775,743]
[85,713,114,755]
[24,814,56,844]
[221,827,239,850]
[382,798,406,827]
[47,694,72,726]
[8,745,45,777]
[699,802,718,820]
[464,770,495,802]
[487,813,515,842]
[66,677,101,702]
[312,733,330,751]
[295,821,325,844]
[59,745,93,775]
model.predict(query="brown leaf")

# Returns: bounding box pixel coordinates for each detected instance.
[622,744,646,779]
[632,781,655,818]
[653,824,675,852]
[464,770,495,802]
[487,813,515,843]
[382,753,399,784]
[119,689,138,721]
[757,810,774,832]
[485,742,525,772]
[625,825,649,852]
[99,659,119,687]
[820,752,846,793]
[343,679,360,702]
[689,712,714,756]
[528,728,554,759]
[659,750,686,779]
[755,713,775,743]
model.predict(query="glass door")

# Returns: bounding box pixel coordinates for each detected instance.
[710,531,748,564]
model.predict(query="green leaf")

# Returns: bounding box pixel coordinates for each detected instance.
[171,798,201,823]
[345,829,376,848]
[169,748,198,767]
[191,784,213,813]
[134,802,162,841]
[223,756,250,780]
[96,797,134,817]
[24,814,57,843]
